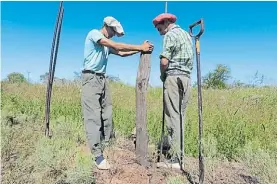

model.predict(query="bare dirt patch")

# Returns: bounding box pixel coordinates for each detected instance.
[92,138,260,184]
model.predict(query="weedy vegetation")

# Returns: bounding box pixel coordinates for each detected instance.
[1,72,277,183]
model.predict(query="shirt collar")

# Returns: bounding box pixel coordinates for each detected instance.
[168,24,180,32]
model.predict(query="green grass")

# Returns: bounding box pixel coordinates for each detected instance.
[167,176,185,184]
[1,81,277,183]
[1,109,93,184]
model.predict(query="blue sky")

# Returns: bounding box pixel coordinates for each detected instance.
[1,1,277,87]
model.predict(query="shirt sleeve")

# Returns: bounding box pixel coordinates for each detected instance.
[89,30,105,43]
[160,33,175,60]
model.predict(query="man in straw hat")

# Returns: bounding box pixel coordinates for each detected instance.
[81,16,154,170]
[153,13,194,169]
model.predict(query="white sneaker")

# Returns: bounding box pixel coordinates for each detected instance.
[157,161,184,170]
[95,159,111,170]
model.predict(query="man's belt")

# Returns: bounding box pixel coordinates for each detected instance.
[82,70,105,77]
[166,71,190,78]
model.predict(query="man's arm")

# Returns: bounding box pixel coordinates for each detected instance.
[160,57,169,82]
[109,48,140,57]
[160,57,169,73]
[160,34,174,82]
[98,38,153,52]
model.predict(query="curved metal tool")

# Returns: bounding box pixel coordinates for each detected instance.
[45,2,64,138]
[189,18,205,184]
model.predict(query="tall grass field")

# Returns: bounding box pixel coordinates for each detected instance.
[1,81,277,184]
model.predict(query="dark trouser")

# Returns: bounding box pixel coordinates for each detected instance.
[81,72,113,158]
[163,75,191,161]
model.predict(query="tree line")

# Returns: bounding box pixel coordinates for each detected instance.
[3,64,269,89]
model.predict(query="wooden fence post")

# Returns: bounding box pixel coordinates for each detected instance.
[135,52,151,167]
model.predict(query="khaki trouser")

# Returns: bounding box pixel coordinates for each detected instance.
[163,75,191,160]
[81,72,113,158]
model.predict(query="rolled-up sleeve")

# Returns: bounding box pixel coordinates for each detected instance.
[160,33,175,60]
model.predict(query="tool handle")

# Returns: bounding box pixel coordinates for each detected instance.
[189,18,204,38]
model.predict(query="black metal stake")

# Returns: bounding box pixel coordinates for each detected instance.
[45,2,64,137]
[159,83,165,162]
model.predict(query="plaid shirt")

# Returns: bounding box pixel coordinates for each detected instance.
[160,24,194,77]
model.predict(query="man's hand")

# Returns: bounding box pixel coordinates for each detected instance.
[140,41,154,52]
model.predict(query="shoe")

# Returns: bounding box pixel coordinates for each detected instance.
[95,155,111,170]
[156,162,184,169]
[95,159,111,170]
[156,157,184,170]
